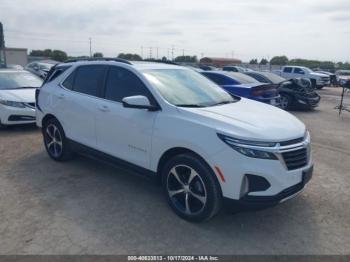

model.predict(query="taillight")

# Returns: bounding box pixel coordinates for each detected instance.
[251,85,277,97]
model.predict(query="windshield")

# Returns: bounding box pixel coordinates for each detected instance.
[143,69,235,107]
[39,63,53,70]
[0,71,43,90]
[261,72,286,84]
[227,72,260,84]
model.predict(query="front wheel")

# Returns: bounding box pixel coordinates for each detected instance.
[43,118,73,161]
[280,94,292,110]
[162,153,222,222]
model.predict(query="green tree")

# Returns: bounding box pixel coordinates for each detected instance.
[117,53,142,61]
[260,58,268,65]
[249,58,258,64]
[93,52,103,58]
[51,50,68,62]
[270,56,288,65]
[174,55,198,63]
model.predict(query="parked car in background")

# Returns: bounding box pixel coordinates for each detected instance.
[26,60,57,79]
[36,59,313,222]
[275,66,330,89]
[315,71,337,86]
[198,65,217,71]
[245,71,320,110]
[335,70,350,87]
[201,71,280,106]
[0,69,43,127]
[222,65,253,73]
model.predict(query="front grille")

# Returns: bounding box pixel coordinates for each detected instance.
[282,148,308,170]
[280,137,304,146]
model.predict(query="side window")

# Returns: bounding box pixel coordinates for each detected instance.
[283,67,292,73]
[73,65,107,96]
[62,70,75,90]
[104,67,153,103]
[294,68,305,74]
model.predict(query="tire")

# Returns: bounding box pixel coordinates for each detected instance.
[161,153,222,222]
[279,93,292,110]
[43,118,73,161]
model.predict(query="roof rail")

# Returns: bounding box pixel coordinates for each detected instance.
[63,57,132,65]
[143,59,179,65]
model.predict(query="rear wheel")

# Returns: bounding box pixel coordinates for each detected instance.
[161,153,222,222]
[280,94,292,110]
[43,118,73,161]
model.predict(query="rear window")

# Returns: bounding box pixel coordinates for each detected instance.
[226,72,260,84]
[0,71,43,90]
[71,65,107,96]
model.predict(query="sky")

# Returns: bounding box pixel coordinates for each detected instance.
[1,0,350,62]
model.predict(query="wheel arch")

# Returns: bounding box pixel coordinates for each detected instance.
[42,113,58,127]
[156,147,222,190]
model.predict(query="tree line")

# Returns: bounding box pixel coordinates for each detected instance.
[250,55,350,70]
[29,49,350,70]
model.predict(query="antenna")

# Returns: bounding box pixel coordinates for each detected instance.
[0,22,7,67]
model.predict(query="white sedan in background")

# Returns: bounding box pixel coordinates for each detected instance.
[0,69,43,127]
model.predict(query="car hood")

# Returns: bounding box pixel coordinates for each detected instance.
[310,72,329,77]
[179,98,305,142]
[0,88,36,102]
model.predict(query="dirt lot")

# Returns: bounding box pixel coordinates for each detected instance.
[0,87,349,255]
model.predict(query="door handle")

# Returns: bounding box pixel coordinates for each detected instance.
[58,93,65,99]
[98,105,110,112]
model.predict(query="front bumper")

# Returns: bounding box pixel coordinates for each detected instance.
[0,105,36,125]
[209,134,313,204]
[224,165,313,211]
[294,94,321,108]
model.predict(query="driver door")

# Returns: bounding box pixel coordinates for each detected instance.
[95,66,159,169]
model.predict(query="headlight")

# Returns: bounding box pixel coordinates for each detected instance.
[0,100,26,108]
[217,134,278,160]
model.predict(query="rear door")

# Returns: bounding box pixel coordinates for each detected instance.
[282,67,294,79]
[55,65,107,148]
[95,66,159,169]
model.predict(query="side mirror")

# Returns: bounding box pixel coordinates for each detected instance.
[122,95,159,111]
[34,66,39,71]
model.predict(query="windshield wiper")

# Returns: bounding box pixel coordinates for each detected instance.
[176,104,205,108]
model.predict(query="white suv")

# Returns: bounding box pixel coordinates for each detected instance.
[36,59,313,222]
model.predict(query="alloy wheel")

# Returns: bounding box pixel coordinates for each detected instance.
[166,165,207,215]
[280,95,289,109]
[45,124,63,158]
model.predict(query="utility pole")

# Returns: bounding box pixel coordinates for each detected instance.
[0,22,7,67]
[156,47,159,59]
[149,47,153,59]
[89,37,92,58]
[171,46,174,61]
[167,48,170,60]
[182,49,185,57]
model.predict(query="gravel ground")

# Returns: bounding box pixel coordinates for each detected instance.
[0,87,349,255]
